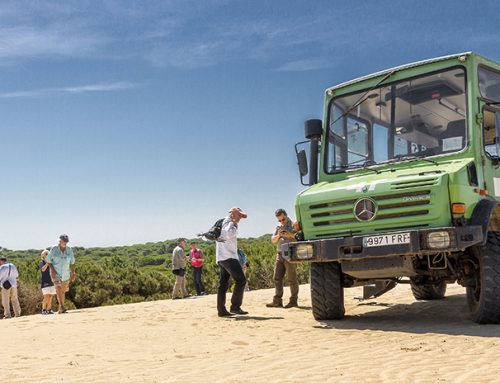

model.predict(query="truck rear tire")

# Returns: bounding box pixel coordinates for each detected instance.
[410,279,447,300]
[310,262,345,320]
[467,231,500,324]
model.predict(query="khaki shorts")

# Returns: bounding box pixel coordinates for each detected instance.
[53,279,70,293]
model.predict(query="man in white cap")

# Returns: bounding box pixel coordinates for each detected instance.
[216,207,248,317]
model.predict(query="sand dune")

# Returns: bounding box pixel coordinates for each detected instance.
[2,283,500,382]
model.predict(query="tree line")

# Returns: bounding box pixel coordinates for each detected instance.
[2,235,310,315]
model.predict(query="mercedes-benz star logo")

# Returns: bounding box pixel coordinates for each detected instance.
[354,198,377,222]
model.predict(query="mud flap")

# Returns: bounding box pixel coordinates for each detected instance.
[363,280,397,299]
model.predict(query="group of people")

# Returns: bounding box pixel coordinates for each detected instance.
[1,207,299,319]
[171,239,206,299]
[0,234,76,318]
[213,206,299,317]
[39,234,76,315]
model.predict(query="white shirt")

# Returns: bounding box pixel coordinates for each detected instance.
[0,263,19,288]
[215,216,239,263]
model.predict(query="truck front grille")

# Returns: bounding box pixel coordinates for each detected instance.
[390,177,439,190]
[310,189,431,227]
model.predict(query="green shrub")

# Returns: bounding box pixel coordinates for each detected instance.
[5,235,310,315]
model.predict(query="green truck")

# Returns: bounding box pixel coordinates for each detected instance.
[284,52,500,324]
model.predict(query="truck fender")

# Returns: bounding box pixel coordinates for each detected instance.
[470,199,500,245]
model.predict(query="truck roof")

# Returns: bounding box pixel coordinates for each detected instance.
[325,52,474,94]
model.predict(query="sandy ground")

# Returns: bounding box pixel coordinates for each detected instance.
[2,283,500,383]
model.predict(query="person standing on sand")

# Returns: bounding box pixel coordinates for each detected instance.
[266,208,299,309]
[46,234,76,314]
[40,249,56,315]
[0,256,21,319]
[190,241,205,296]
[216,207,248,317]
[172,238,189,299]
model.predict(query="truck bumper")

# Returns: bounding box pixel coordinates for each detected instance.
[281,226,484,263]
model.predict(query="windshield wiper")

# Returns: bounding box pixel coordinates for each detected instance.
[381,154,438,166]
[343,159,381,174]
[330,69,397,127]
[360,161,381,174]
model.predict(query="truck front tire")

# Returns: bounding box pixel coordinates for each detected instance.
[310,262,345,320]
[467,231,500,324]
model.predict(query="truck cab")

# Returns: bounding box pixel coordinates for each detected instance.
[285,52,500,324]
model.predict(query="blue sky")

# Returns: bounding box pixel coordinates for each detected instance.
[2,0,500,249]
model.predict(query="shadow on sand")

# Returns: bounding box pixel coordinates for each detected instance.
[313,294,500,337]
[235,316,284,321]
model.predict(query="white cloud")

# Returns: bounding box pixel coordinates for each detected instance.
[0,25,106,59]
[0,1,339,69]
[1,1,494,71]
[275,59,330,72]
[0,81,140,98]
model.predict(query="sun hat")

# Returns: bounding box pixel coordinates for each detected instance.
[228,207,248,219]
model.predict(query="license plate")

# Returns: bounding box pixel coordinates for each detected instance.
[363,232,411,247]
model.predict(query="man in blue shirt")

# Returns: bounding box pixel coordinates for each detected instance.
[47,234,76,314]
[0,257,21,319]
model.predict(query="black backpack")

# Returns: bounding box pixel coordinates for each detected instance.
[199,218,224,241]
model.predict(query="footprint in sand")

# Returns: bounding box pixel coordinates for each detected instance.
[232,340,249,346]
[174,354,193,359]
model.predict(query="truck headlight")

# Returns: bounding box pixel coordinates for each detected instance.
[427,231,450,249]
[296,244,314,260]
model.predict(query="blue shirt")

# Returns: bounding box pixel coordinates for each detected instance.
[237,249,248,267]
[46,245,75,281]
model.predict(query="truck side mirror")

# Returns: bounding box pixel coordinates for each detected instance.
[305,119,322,185]
[297,149,308,177]
[295,119,322,186]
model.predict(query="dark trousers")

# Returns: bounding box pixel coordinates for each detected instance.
[217,258,246,314]
[192,267,205,295]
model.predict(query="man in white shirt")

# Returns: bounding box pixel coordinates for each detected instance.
[216,207,248,317]
[0,257,21,319]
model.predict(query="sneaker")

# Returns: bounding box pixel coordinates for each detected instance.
[58,306,68,314]
[47,310,54,315]
[266,301,283,308]
[229,308,249,315]
[41,309,47,315]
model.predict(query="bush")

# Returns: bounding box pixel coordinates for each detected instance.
[5,235,309,315]
[18,281,42,315]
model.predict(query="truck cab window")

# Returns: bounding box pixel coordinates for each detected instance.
[373,123,388,162]
[326,67,467,173]
[479,66,500,102]
[483,108,498,157]
[347,117,369,164]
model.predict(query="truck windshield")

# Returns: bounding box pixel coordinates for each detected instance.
[326,67,467,172]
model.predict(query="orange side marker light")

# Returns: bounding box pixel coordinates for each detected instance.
[452,203,466,214]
